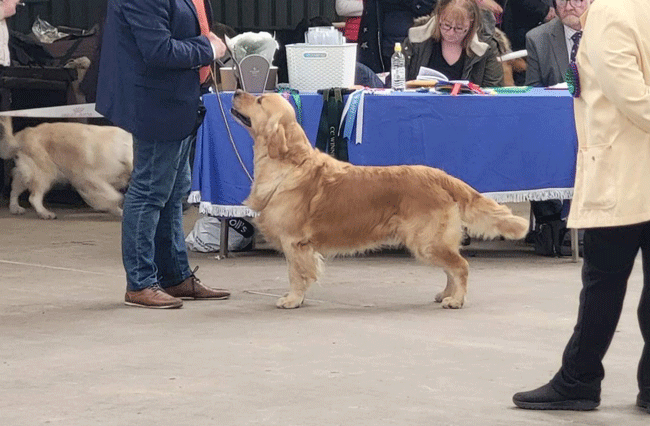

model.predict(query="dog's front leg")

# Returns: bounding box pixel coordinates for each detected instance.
[277,240,320,309]
[29,189,57,220]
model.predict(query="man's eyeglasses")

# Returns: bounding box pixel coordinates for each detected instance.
[556,0,587,7]
[440,22,470,33]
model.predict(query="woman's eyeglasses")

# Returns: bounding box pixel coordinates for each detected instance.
[440,22,470,34]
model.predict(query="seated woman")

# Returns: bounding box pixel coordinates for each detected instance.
[403,0,504,87]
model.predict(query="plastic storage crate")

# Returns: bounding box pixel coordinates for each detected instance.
[285,43,357,92]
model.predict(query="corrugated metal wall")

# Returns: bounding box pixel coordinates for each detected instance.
[213,0,337,31]
[10,0,339,33]
[11,0,106,32]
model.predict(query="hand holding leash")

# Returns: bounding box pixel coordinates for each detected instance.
[207,32,227,59]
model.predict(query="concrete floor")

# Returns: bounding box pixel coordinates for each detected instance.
[1,203,648,425]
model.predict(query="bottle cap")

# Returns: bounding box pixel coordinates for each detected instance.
[394,42,402,52]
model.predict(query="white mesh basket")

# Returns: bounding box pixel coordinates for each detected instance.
[285,43,357,92]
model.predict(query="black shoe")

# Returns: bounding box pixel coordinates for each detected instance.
[637,393,650,413]
[513,383,599,411]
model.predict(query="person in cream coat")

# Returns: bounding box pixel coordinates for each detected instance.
[513,0,650,413]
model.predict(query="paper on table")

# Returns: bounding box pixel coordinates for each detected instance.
[547,82,569,90]
[498,50,528,62]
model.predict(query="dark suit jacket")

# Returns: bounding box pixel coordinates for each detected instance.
[525,17,569,87]
[500,0,551,51]
[96,0,214,142]
[358,0,435,73]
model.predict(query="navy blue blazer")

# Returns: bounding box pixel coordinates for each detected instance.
[96,0,214,142]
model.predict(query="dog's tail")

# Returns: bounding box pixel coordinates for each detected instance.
[0,116,19,160]
[439,174,529,240]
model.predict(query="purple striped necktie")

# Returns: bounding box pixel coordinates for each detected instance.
[570,31,582,63]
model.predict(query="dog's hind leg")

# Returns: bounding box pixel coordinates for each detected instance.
[277,240,321,309]
[9,167,27,215]
[74,178,124,217]
[422,246,469,309]
[9,159,57,218]
[405,212,469,309]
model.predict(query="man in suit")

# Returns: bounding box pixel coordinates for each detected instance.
[513,0,650,412]
[525,0,593,87]
[96,0,230,309]
[523,0,593,251]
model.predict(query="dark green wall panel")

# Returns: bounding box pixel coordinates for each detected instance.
[9,0,338,34]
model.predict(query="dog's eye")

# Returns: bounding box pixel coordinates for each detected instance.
[256,97,263,104]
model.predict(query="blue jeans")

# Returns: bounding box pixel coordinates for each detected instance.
[122,134,194,291]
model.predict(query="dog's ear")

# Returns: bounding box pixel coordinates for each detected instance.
[265,115,288,160]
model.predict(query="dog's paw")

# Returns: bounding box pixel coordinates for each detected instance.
[434,292,447,303]
[38,211,57,220]
[441,297,464,309]
[9,205,26,215]
[109,207,123,217]
[276,294,304,309]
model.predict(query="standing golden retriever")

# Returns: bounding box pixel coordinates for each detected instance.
[231,90,528,309]
[0,117,133,219]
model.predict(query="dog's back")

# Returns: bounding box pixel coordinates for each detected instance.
[271,154,528,253]
[17,122,133,187]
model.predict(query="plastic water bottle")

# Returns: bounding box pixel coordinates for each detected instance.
[391,42,406,91]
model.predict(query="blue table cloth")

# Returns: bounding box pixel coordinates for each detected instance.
[190,89,577,217]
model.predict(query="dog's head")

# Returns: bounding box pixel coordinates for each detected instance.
[231,90,305,161]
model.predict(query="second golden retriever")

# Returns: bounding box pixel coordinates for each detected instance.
[0,117,133,219]
[231,90,528,309]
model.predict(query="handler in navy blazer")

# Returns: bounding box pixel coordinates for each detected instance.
[96,0,216,142]
[96,0,230,309]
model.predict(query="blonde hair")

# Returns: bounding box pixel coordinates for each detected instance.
[431,0,481,53]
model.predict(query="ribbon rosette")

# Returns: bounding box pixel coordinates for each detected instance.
[564,62,581,98]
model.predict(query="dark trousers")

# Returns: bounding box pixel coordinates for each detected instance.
[551,221,650,400]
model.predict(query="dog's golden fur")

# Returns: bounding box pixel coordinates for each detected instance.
[0,117,133,219]
[231,90,528,309]
[494,28,527,87]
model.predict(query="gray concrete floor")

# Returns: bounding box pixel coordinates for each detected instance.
[1,203,648,425]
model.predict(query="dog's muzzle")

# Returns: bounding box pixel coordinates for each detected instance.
[230,108,252,128]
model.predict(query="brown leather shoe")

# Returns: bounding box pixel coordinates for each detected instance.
[125,284,183,309]
[164,270,230,300]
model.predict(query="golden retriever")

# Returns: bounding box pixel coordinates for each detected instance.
[0,117,133,219]
[230,90,528,309]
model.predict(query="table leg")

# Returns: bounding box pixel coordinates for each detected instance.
[218,217,230,259]
[570,228,579,263]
